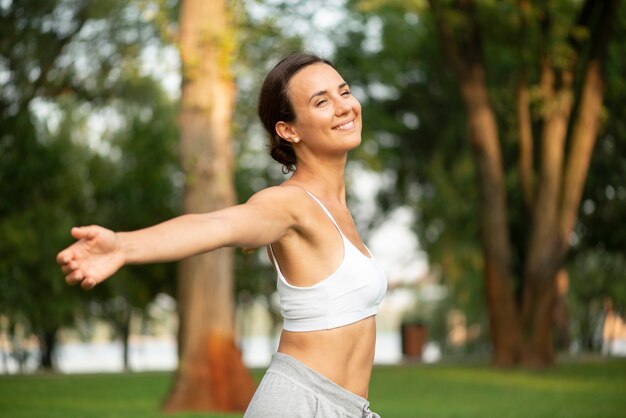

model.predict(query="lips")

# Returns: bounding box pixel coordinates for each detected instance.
[332,119,355,130]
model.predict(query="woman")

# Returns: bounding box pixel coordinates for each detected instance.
[57,52,387,418]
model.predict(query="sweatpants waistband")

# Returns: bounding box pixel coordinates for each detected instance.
[267,352,373,417]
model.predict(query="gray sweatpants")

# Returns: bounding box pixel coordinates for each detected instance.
[244,353,381,418]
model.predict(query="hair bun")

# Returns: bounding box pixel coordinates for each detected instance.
[269,137,297,173]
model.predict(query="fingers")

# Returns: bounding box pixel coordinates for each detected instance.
[65,270,97,290]
[56,249,73,265]
[61,260,79,275]
[81,277,97,290]
[71,225,99,241]
[57,225,93,265]
[65,269,85,286]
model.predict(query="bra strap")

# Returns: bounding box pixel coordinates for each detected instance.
[305,190,343,233]
[270,190,342,277]
[267,244,283,274]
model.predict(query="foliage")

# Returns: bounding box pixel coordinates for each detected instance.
[333,0,626,354]
[0,105,90,350]
[568,6,626,337]
[78,77,180,360]
[568,251,626,350]
[0,0,180,370]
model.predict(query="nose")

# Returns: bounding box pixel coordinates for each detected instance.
[334,95,352,116]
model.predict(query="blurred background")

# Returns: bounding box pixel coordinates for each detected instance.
[0,0,625,415]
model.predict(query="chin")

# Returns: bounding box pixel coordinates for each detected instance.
[345,134,362,151]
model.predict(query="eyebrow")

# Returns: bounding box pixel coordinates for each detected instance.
[307,82,349,103]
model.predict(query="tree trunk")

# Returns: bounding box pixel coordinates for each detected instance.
[162,0,256,412]
[520,64,573,367]
[429,0,523,366]
[121,312,131,372]
[553,269,570,351]
[108,298,132,372]
[517,70,534,209]
[38,327,57,371]
[460,70,523,366]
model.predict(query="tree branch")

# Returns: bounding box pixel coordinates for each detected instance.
[522,0,575,293]
[517,69,534,209]
[428,0,468,77]
[517,0,534,209]
[559,0,621,250]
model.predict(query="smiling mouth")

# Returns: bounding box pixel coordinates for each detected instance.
[333,120,355,131]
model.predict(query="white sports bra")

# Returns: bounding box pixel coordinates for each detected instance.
[269,191,388,332]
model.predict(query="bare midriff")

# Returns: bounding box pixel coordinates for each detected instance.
[277,315,377,399]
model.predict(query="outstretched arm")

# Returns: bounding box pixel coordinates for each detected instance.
[57,186,298,290]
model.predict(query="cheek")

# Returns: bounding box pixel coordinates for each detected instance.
[351,97,362,116]
[309,108,334,128]
[293,109,318,130]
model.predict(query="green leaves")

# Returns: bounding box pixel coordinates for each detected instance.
[0,0,179,370]
[334,0,626,354]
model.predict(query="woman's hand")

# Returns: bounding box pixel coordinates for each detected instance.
[56,225,125,290]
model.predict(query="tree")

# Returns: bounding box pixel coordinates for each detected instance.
[0,1,93,370]
[426,0,621,367]
[334,0,624,367]
[161,0,256,412]
[0,0,177,371]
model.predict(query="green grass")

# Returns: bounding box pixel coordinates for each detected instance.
[0,358,624,418]
[369,358,626,417]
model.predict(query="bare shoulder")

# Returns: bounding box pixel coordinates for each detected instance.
[247,184,309,204]
[248,184,306,202]
[246,185,314,228]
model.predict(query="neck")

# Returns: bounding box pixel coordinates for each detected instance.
[289,155,347,203]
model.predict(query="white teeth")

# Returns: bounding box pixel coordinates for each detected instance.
[334,120,355,130]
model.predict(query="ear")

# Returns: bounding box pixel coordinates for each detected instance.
[275,121,300,144]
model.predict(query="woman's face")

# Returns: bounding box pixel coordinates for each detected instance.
[282,63,362,157]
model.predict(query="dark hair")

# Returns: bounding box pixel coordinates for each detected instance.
[258,52,334,173]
